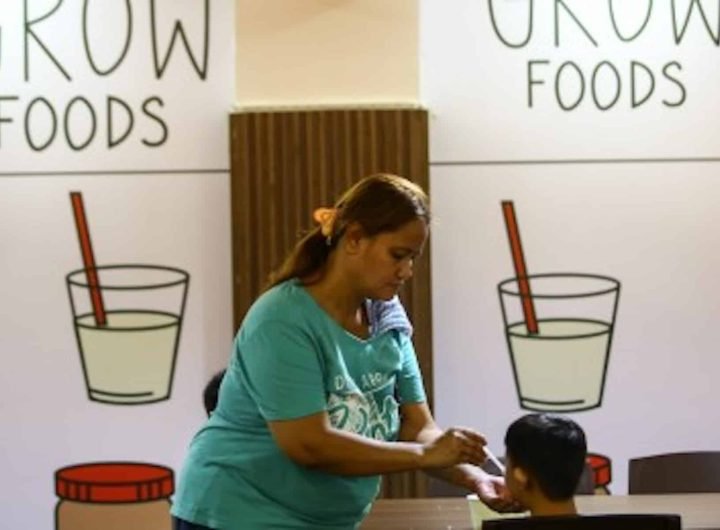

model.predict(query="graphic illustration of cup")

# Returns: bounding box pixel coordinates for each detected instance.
[67,193,189,405]
[67,265,189,404]
[499,202,620,412]
[498,273,620,412]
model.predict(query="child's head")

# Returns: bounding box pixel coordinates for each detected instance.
[504,413,587,507]
[268,173,430,295]
[203,369,226,416]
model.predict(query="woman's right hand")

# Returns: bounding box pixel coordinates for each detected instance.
[420,427,487,469]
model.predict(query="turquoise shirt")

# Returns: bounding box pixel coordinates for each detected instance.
[172,280,427,530]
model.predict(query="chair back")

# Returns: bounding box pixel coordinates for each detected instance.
[629,451,720,493]
[482,513,681,530]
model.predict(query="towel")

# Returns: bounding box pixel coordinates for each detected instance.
[366,296,413,338]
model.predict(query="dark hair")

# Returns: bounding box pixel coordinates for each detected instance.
[267,173,430,288]
[203,369,226,416]
[505,413,587,501]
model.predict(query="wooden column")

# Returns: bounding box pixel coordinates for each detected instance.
[229,108,431,498]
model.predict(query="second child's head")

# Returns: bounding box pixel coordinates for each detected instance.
[504,413,587,510]
[203,369,226,417]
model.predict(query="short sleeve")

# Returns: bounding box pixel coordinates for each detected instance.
[396,333,427,404]
[236,321,327,421]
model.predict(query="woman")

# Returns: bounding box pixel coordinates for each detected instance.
[172,174,514,529]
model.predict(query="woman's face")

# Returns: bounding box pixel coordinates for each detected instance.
[349,218,428,300]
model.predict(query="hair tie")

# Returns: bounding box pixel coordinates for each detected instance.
[313,207,337,246]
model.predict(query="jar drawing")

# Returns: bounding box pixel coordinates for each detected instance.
[55,462,173,530]
[587,453,612,495]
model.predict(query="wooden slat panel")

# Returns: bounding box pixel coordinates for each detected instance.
[229,108,430,498]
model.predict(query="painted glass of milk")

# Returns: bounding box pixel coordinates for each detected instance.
[498,273,620,412]
[66,264,189,405]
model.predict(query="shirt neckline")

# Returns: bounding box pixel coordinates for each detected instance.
[292,279,376,344]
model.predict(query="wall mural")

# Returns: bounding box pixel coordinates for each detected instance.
[587,453,612,495]
[54,462,174,530]
[423,0,720,494]
[499,201,620,413]
[67,192,189,405]
[0,2,232,527]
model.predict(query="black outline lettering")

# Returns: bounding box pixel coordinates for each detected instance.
[555,61,585,111]
[23,0,71,81]
[487,0,533,48]
[671,0,720,45]
[64,96,97,151]
[25,97,57,151]
[527,60,550,107]
[0,95,19,148]
[107,96,134,148]
[608,0,653,42]
[591,61,621,110]
[150,0,210,79]
[554,0,598,47]
[631,61,655,108]
[83,0,133,75]
[662,61,686,107]
[141,96,168,147]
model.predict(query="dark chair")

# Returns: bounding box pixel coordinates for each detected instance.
[628,451,720,494]
[426,459,595,497]
[482,513,681,530]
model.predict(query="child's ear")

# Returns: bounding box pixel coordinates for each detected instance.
[513,466,530,489]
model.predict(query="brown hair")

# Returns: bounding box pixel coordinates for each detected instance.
[267,173,430,288]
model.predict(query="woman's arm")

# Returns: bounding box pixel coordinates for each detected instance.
[398,401,485,489]
[268,410,486,476]
[399,402,518,511]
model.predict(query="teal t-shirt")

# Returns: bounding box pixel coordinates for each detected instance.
[171,280,427,530]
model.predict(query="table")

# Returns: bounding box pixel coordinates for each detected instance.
[360,494,720,530]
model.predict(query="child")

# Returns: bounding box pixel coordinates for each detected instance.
[504,413,587,517]
[202,369,226,416]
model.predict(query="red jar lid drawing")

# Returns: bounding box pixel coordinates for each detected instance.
[55,462,174,503]
[587,453,612,487]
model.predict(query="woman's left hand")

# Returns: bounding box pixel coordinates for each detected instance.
[468,469,522,513]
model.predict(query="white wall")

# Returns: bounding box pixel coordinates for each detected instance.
[422,0,720,494]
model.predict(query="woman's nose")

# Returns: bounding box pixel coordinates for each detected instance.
[398,260,414,279]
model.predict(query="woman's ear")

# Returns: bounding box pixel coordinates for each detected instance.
[342,222,365,254]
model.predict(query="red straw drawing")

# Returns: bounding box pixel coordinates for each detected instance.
[70,192,107,327]
[501,201,538,334]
